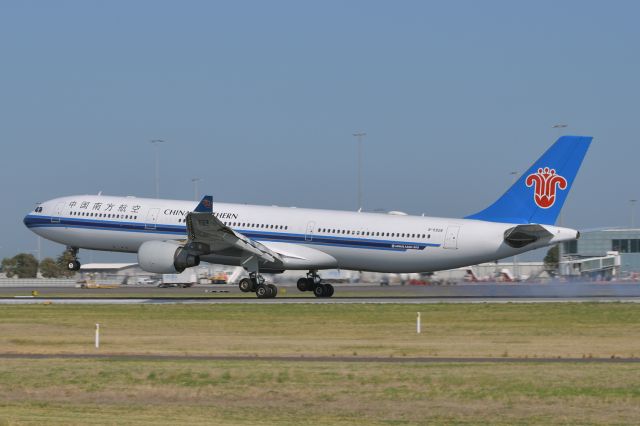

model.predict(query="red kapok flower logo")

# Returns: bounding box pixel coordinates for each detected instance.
[525,167,567,209]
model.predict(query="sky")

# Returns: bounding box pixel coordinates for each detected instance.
[1,1,639,262]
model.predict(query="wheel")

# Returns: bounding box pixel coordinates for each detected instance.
[255,284,269,298]
[296,278,307,292]
[305,278,315,291]
[267,284,278,298]
[313,284,326,298]
[239,278,252,292]
[67,261,76,271]
[324,284,334,298]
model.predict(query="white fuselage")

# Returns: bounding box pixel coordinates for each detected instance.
[24,195,578,273]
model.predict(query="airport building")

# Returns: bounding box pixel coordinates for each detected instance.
[563,228,640,274]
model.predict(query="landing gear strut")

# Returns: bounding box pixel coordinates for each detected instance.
[297,271,334,298]
[65,247,81,271]
[238,271,277,299]
[239,256,278,299]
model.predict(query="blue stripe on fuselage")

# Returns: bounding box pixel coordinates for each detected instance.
[23,215,440,252]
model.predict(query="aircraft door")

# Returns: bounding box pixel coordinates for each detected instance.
[443,226,460,249]
[305,221,315,242]
[51,202,65,223]
[145,208,160,230]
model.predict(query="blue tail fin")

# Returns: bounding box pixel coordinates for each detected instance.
[465,136,592,225]
[194,195,213,213]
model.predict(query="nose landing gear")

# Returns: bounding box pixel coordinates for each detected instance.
[65,247,81,271]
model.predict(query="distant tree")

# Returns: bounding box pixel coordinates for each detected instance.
[39,257,63,278]
[1,257,16,277]
[544,245,559,273]
[1,253,39,278]
[55,251,78,277]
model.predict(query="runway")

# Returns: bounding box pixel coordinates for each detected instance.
[1,296,640,304]
[1,282,639,303]
[0,353,638,363]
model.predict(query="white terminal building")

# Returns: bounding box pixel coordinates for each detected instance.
[562,228,639,275]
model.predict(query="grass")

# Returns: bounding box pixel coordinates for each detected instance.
[0,359,639,425]
[0,303,639,358]
[0,303,639,424]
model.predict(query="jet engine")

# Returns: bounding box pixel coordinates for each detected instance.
[137,240,200,274]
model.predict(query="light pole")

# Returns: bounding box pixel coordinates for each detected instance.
[192,178,201,201]
[630,199,637,228]
[552,124,568,275]
[150,139,165,198]
[352,132,366,211]
[552,124,568,226]
[510,171,519,279]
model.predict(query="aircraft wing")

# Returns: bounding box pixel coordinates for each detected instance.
[185,196,283,265]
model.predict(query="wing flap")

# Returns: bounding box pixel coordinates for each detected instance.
[186,200,282,265]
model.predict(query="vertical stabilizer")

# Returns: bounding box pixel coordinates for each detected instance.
[465,136,592,225]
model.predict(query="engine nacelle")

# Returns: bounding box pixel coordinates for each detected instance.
[137,240,200,274]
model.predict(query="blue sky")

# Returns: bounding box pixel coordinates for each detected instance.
[1,1,639,261]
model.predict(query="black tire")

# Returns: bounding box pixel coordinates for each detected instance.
[313,284,325,298]
[256,284,269,299]
[296,278,307,292]
[267,284,278,298]
[324,284,334,298]
[306,278,316,291]
[239,278,252,292]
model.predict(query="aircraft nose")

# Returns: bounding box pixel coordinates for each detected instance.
[23,213,32,228]
[23,208,38,229]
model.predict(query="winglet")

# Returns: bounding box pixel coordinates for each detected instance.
[194,195,213,213]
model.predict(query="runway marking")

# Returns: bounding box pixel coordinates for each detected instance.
[0,297,639,304]
[0,353,638,363]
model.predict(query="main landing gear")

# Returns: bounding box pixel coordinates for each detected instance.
[297,271,334,298]
[65,247,81,271]
[238,272,278,299]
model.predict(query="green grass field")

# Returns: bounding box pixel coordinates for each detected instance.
[0,303,639,424]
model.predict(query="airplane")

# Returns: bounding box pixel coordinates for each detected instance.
[24,135,592,298]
